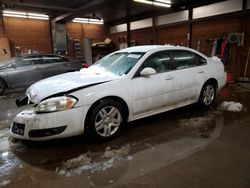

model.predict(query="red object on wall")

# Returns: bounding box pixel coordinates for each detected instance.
[226,71,234,83]
[220,40,228,58]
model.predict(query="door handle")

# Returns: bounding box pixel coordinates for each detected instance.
[64,63,72,66]
[165,75,174,80]
[198,70,204,73]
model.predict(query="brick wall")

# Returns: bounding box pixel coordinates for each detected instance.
[0,36,10,61]
[109,14,250,79]
[192,16,244,79]
[65,22,109,57]
[131,28,154,45]
[192,17,242,55]
[156,24,189,46]
[1,18,109,58]
[109,31,127,49]
[3,17,52,54]
[66,22,108,44]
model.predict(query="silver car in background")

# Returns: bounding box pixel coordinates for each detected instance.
[0,54,86,94]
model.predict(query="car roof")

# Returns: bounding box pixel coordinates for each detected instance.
[117,45,208,59]
[118,45,195,53]
[118,45,164,53]
[17,53,79,61]
[23,53,64,57]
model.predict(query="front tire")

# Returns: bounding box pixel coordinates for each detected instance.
[198,82,216,107]
[87,99,125,141]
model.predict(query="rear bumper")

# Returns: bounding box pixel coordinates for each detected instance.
[218,72,227,91]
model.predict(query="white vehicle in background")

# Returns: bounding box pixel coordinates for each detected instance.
[10,45,226,141]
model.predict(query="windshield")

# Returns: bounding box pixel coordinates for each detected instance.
[0,57,21,66]
[88,52,145,76]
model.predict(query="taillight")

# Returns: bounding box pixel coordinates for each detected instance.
[82,63,88,68]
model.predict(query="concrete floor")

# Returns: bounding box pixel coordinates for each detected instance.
[0,84,250,188]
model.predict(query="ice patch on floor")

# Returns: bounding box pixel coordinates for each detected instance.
[0,151,20,185]
[0,180,10,187]
[179,114,216,138]
[219,101,244,112]
[179,114,214,128]
[0,129,10,152]
[56,144,132,176]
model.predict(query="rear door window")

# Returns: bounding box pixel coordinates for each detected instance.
[42,55,68,64]
[171,50,196,70]
[171,50,207,70]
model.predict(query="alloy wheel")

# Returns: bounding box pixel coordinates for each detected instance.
[94,106,122,137]
[202,85,215,106]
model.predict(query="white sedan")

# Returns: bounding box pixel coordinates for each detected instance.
[10,45,226,141]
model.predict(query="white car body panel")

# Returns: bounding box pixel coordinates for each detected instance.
[10,45,226,140]
[26,71,119,104]
[131,72,176,115]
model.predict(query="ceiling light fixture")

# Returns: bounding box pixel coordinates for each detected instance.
[73,18,104,25]
[133,0,171,8]
[28,16,49,20]
[3,10,27,18]
[3,10,26,15]
[134,0,153,5]
[2,10,49,20]
[3,13,27,18]
[153,1,171,7]
[155,0,171,4]
[28,13,49,20]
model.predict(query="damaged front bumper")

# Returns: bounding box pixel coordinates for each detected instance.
[10,106,88,141]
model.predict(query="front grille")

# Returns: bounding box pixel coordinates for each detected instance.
[11,122,25,136]
[28,125,67,138]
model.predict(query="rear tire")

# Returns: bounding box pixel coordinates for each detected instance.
[198,82,216,107]
[86,99,125,141]
[0,79,6,95]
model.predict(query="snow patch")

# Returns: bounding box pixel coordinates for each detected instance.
[220,101,244,112]
[210,56,221,61]
[61,154,91,170]
[102,145,130,158]
[56,144,132,176]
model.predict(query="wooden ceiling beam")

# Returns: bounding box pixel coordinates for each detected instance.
[1,0,75,12]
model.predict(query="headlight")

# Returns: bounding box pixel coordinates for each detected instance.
[35,96,78,113]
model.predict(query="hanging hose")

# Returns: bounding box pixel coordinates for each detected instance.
[244,46,250,78]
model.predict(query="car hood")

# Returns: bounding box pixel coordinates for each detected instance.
[0,64,9,69]
[26,70,119,104]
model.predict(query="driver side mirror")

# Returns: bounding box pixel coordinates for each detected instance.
[140,67,156,77]
[8,63,17,69]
